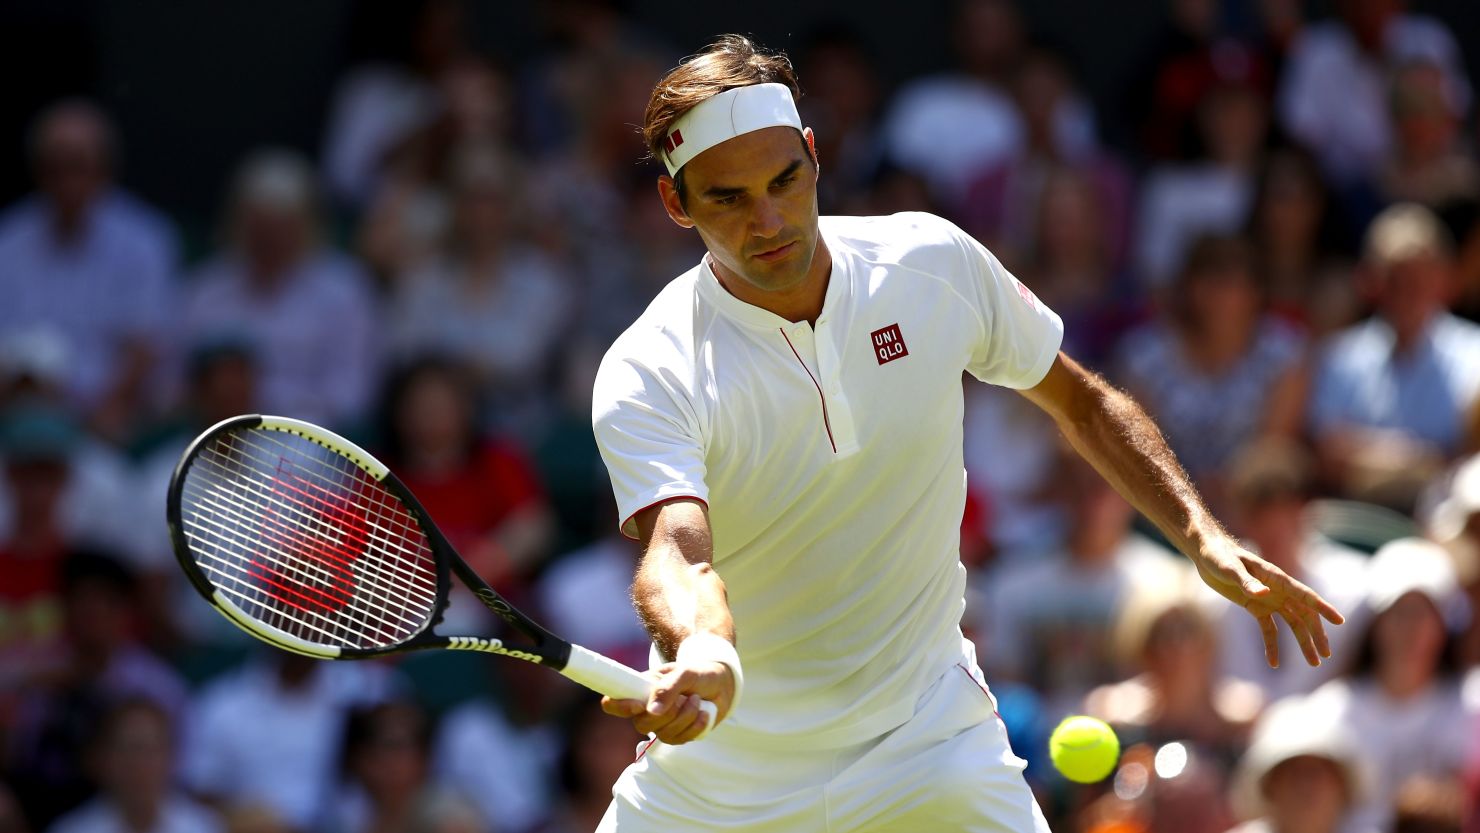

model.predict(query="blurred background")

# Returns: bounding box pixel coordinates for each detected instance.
[1,0,1479,831]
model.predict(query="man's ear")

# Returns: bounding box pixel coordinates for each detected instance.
[803,127,820,170]
[657,176,695,229]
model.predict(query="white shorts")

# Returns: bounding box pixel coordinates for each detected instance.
[598,651,1050,832]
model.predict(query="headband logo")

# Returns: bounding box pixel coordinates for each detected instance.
[662,129,685,155]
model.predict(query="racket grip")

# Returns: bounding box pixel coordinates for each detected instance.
[562,644,720,740]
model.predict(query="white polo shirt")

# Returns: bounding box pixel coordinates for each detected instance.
[592,212,1063,749]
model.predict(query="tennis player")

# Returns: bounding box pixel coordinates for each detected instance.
[591,35,1343,832]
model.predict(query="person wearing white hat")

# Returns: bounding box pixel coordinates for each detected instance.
[1305,538,1470,833]
[1226,695,1374,833]
[591,34,1344,832]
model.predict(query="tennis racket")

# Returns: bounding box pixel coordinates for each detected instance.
[166,414,715,731]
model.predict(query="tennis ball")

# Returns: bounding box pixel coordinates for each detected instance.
[1049,715,1120,783]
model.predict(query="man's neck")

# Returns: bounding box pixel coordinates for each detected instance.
[710,237,833,326]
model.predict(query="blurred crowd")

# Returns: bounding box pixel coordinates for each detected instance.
[0,0,1478,831]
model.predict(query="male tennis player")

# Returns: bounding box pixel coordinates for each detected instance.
[591,35,1343,832]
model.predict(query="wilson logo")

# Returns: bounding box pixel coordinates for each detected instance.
[870,324,909,365]
[447,636,544,663]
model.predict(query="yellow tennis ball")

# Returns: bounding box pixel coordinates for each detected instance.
[1049,715,1120,783]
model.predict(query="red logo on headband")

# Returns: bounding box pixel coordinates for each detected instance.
[663,129,685,155]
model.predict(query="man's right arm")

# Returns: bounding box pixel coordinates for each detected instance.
[600,498,740,745]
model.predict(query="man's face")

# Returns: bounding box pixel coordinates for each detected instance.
[661,126,821,296]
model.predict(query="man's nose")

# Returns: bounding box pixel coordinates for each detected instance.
[750,197,784,238]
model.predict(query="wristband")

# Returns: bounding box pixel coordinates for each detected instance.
[677,631,744,713]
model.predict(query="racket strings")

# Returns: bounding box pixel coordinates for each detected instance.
[178,427,439,650]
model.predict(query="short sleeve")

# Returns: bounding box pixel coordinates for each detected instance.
[592,347,708,539]
[947,222,1064,388]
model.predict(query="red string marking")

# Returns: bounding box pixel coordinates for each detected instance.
[251,459,375,615]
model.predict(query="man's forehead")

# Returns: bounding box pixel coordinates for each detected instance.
[680,126,807,187]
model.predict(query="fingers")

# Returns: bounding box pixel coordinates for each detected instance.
[632,693,707,742]
[1257,613,1280,668]
[1277,603,1321,667]
[600,696,646,718]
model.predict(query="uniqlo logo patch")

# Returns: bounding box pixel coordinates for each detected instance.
[662,129,685,154]
[871,324,909,365]
[1014,278,1039,309]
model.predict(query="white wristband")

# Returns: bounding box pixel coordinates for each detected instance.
[677,631,744,714]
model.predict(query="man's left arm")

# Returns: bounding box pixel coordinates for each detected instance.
[1019,352,1344,668]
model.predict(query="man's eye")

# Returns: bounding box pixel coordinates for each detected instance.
[772,177,796,190]
[716,195,740,206]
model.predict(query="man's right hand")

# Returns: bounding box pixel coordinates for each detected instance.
[601,659,736,745]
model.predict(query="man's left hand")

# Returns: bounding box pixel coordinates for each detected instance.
[1193,537,1345,668]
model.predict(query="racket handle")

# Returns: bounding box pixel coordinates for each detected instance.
[562,644,720,740]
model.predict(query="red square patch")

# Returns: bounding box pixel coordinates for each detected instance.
[870,324,909,365]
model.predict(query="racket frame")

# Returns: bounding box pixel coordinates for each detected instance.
[166,414,571,668]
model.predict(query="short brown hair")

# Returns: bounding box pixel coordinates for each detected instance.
[642,35,802,165]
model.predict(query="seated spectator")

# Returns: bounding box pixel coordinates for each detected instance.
[0,100,178,438]
[0,99,177,434]
[374,356,553,604]
[1217,440,1368,700]
[183,150,380,429]
[182,654,402,832]
[320,0,471,208]
[535,529,649,670]
[432,688,553,833]
[1135,59,1270,291]
[1379,61,1479,212]
[388,149,573,425]
[1277,0,1469,188]
[534,698,645,833]
[1225,694,1372,833]
[46,699,221,833]
[7,552,188,828]
[960,48,1134,282]
[322,702,479,833]
[1307,538,1470,832]
[130,342,260,646]
[1309,204,1480,509]
[1243,146,1360,337]
[1391,776,1465,833]
[973,454,1180,716]
[1087,576,1262,832]
[795,23,886,216]
[1117,236,1306,505]
[879,0,1028,204]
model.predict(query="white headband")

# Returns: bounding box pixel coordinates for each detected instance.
[660,82,803,176]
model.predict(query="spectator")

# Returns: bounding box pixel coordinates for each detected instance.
[534,698,645,833]
[1086,576,1262,833]
[322,702,479,833]
[181,654,401,831]
[1390,777,1465,833]
[183,150,381,429]
[1243,146,1359,337]
[46,699,221,833]
[973,453,1181,716]
[1123,0,1248,161]
[320,0,472,208]
[7,552,188,828]
[1225,694,1373,833]
[130,342,260,646]
[1117,236,1306,502]
[535,527,649,669]
[432,686,553,833]
[0,100,178,438]
[1309,204,1480,509]
[880,0,1032,204]
[388,149,573,426]
[795,23,886,216]
[1277,0,1470,188]
[1307,538,1470,832]
[960,48,1135,285]
[374,355,553,604]
[1379,61,1478,212]
[1135,56,1270,291]
[357,56,515,282]
[1216,440,1368,701]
